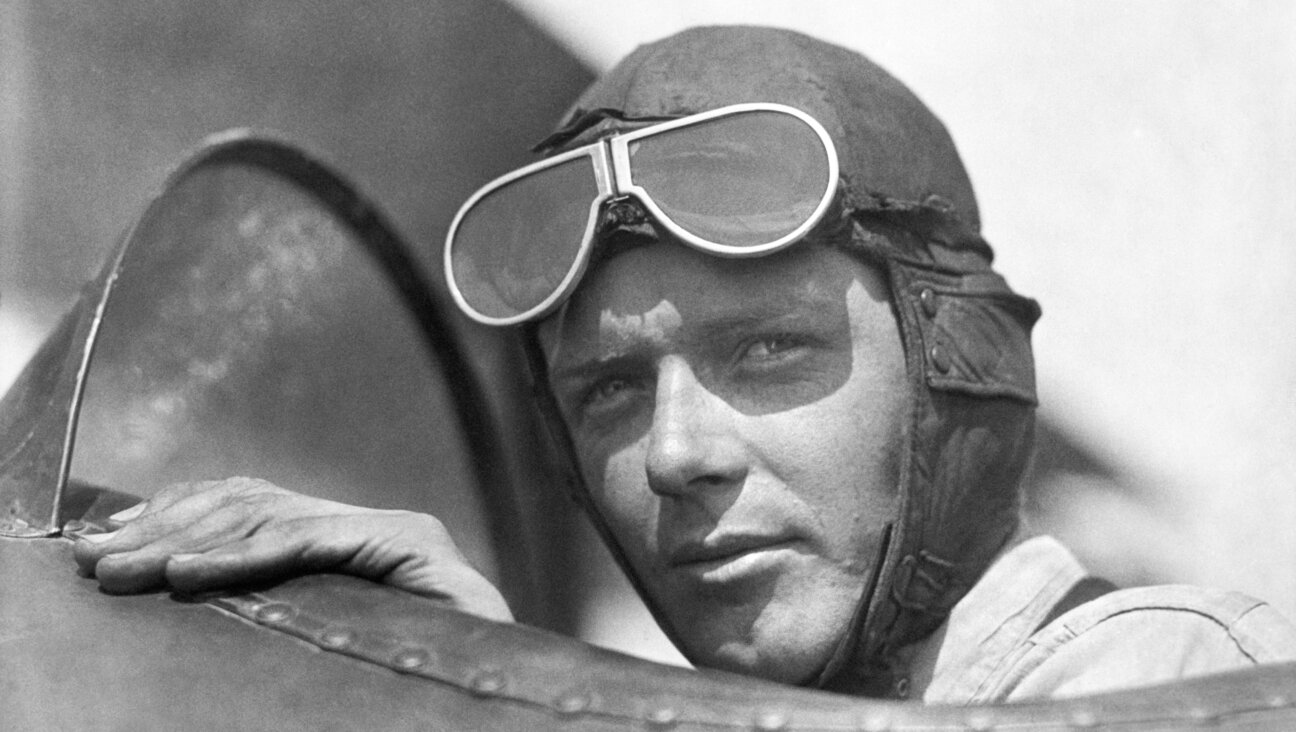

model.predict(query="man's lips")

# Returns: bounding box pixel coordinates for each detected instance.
[667,533,798,568]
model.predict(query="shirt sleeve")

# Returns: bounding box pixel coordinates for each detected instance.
[991,587,1296,701]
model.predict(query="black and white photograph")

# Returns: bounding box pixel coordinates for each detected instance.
[2,2,1293,728]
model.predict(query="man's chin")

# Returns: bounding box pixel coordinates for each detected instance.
[658,564,866,683]
[682,617,845,686]
[700,642,832,686]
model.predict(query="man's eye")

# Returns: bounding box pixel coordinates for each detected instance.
[582,377,637,409]
[740,335,798,361]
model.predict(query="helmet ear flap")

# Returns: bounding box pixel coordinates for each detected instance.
[520,328,586,507]
[820,250,1039,695]
[901,277,1040,406]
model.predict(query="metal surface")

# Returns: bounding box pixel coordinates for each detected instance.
[0,243,122,537]
[5,534,1296,730]
[10,131,556,611]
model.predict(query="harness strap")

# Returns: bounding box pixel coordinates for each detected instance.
[1034,576,1117,634]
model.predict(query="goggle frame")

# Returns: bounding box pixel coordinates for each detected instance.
[444,102,840,326]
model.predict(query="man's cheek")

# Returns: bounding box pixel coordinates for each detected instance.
[589,450,651,518]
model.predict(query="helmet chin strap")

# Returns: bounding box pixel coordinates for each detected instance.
[809,523,892,688]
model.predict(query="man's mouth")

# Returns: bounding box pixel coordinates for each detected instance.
[667,534,800,585]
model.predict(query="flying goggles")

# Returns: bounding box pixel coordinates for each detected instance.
[444,103,839,325]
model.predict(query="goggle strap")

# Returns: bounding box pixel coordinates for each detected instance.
[840,183,992,260]
[531,107,685,154]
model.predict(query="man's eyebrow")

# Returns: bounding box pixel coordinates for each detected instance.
[691,285,844,333]
[548,302,837,385]
[548,351,643,386]
[690,308,820,340]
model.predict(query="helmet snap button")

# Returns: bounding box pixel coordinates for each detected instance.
[929,344,952,374]
[919,288,938,318]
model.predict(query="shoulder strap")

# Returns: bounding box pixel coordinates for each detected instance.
[1033,576,1118,634]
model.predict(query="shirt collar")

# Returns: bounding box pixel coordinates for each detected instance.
[904,534,1087,703]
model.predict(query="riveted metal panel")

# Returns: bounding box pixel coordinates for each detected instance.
[7,535,1296,730]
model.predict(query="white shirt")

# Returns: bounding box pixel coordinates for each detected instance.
[905,535,1296,702]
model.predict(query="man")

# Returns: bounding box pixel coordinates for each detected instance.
[74,26,1296,702]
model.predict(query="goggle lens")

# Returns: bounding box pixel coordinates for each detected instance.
[628,110,832,248]
[450,156,599,320]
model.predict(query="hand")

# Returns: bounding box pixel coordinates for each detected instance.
[72,477,513,623]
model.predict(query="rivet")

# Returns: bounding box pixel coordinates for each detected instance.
[929,344,952,374]
[858,711,891,732]
[1268,694,1290,709]
[1068,708,1098,729]
[318,628,355,649]
[469,670,507,697]
[753,710,789,731]
[893,676,911,699]
[646,706,678,729]
[919,288,938,318]
[554,691,590,716]
[393,648,431,671]
[1188,708,1215,725]
[255,603,294,624]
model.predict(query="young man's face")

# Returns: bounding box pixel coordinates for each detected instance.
[539,239,908,684]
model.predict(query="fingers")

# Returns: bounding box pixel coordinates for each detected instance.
[73,477,338,590]
[101,478,291,529]
[108,502,146,523]
[78,498,269,593]
[161,522,347,594]
[69,480,515,623]
[74,486,232,575]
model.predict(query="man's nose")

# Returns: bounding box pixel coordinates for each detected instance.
[644,357,747,496]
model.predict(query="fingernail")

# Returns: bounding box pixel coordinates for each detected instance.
[169,553,202,563]
[80,530,120,543]
[109,503,147,522]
